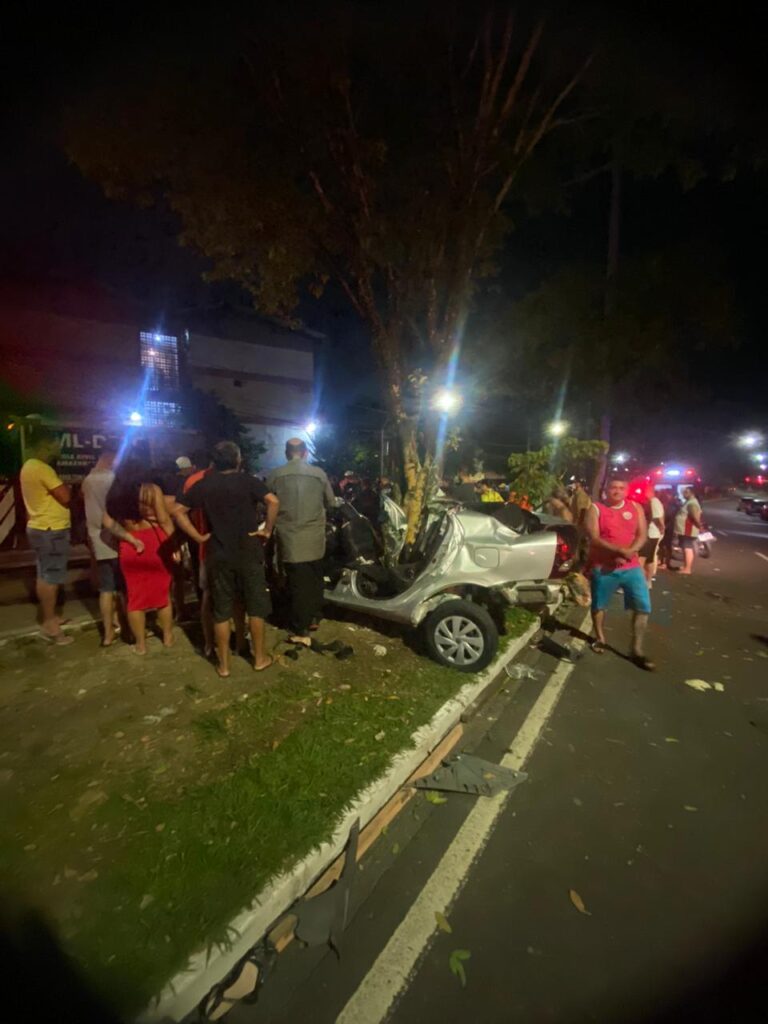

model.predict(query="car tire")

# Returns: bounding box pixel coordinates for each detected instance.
[423,599,498,673]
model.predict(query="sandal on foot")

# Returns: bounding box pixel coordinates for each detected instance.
[253,655,274,673]
[632,654,656,671]
[288,634,312,647]
[39,631,74,646]
[590,640,607,654]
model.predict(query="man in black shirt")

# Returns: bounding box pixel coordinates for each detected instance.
[175,441,279,677]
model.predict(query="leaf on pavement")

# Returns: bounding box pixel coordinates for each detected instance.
[664,737,680,743]
[435,911,452,934]
[683,679,712,692]
[425,791,448,805]
[391,842,400,855]
[712,682,725,692]
[569,889,591,915]
[449,948,471,987]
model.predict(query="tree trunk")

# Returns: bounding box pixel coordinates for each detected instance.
[401,425,434,549]
[591,412,611,499]
[592,148,621,499]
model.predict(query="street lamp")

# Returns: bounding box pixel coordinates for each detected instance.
[433,389,462,414]
[612,452,629,464]
[738,432,762,448]
[546,419,569,438]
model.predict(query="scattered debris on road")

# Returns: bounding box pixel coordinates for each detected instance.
[414,754,527,797]
[448,948,471,987]
[569,889,591,916]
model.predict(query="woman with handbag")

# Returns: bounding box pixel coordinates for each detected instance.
[103,459,177,653]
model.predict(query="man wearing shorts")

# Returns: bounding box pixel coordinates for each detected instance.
[674,486,703,575]
[638,482,665,586]
[82,438,124,646]
[585,476,655,671]
[176,441,279,677]
[20,428,74,645]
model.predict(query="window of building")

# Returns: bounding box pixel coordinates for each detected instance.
[140,332,179,389]
[143,400,183,427]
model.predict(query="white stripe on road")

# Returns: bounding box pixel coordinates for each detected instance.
[756,552,768,564]
[336,645,584,1024]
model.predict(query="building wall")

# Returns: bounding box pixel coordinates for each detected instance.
[187,330,316,469]
[0,306,143,426]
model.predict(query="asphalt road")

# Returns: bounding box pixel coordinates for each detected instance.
[233,498,768,1024]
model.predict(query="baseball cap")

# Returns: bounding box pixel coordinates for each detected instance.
[176,456,193,470]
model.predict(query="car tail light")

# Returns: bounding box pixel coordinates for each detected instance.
[550,532,574,577]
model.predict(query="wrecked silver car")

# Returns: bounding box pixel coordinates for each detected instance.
[323,497,577,672]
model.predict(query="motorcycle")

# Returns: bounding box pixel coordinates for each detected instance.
[322,496,579,673]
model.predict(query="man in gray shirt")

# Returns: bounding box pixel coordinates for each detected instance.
[268,438,335,643]
[82,437,123,646]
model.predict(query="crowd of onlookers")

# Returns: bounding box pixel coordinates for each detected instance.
[19,429,705,677]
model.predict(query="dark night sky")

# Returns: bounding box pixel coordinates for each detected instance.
[1,4,766,470]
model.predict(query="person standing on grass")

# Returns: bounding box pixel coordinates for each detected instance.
[674,485,703,575]
[82,437,126,647]
[175,451,215,658]
[638,482,665,587]
[104,460,176,655]
[175,441,278,677]
[19,428,73,645]
[268,438,335,646]
[585,475,655,671]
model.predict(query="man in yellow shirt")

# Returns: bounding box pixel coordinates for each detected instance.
[20,429,74,644]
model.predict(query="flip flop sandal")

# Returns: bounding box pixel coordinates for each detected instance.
[590,640,607,654]
[39,631,74,646]
[308,638,344,655]
[632,654,656,671]
[199,940,277,1021]
[288,634,312,647]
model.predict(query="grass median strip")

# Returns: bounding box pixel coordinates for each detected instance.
[0,608,536,1014]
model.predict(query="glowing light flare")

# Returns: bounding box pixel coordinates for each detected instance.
[546,419,569,438]
[128,411,143,426]
[433,389,462,414]
[305,421,319,436]
[613,452,628,464]
[739,433,762,448]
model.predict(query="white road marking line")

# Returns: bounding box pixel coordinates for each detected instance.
[756,552,768,564]
[718,530,728,536]
[336,642,584,1024]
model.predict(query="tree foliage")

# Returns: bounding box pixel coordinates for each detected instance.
[65,3,591,541]
[507,437,608,508]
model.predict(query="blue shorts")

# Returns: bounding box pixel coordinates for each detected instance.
[591,566,651,614]
[27,528,70,585]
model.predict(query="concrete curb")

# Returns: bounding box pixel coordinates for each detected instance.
[0,614,97,647]
[140,618,541,1023]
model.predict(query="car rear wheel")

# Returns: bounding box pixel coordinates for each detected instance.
[423,599,498,673]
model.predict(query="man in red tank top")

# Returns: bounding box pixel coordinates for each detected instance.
[585,476,655,670]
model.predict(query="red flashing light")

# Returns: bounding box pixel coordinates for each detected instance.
[745,477,752,483]
[654,469,663,476]
[685,468,694,476]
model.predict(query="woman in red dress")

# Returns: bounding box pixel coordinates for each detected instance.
[104,460,176,654]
